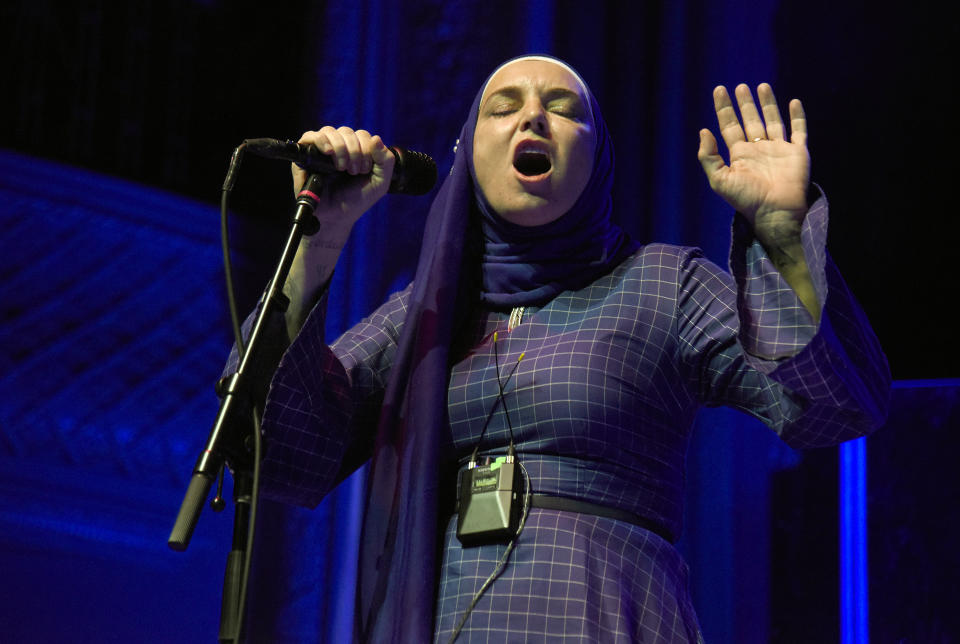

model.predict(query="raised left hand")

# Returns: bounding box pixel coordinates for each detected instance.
[698,83,810,230]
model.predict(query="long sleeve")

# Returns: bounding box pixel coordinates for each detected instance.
[222,284,412,507]
[679,190,890,448]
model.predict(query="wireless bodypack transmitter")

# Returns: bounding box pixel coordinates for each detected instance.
[456,455,524,546]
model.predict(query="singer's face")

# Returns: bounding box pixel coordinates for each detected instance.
[473,59,595,226]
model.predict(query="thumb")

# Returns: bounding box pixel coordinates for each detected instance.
[697,129,725,183]
[291,162,308,197]
[369,136,395,183]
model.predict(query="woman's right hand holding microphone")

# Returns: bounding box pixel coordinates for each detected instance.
[292,126,396,224]
[284,126,395,336]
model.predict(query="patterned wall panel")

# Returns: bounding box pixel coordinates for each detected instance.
[1,149,229,483]
[0,149,237,641]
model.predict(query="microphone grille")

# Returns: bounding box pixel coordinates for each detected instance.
[390,147,438,195]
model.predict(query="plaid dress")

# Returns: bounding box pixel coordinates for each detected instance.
[248,197,889,642]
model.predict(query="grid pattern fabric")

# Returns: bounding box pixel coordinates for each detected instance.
[434,510,701,643]
[227,195,889,641]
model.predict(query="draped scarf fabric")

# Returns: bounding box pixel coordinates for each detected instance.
[355,56,637,642]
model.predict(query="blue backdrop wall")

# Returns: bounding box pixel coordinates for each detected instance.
[1,1,957,642]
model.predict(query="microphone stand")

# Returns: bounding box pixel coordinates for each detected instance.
[168,173,325,643]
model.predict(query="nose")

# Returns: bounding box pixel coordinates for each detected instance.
[520,100,548,135]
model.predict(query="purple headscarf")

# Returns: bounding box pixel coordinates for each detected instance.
[472,57,637,308]
[355,56,637,642]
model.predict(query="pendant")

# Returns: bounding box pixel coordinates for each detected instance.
[507,306,525,332]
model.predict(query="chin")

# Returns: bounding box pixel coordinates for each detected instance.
[498,206,563,227]
[487,182,571,226]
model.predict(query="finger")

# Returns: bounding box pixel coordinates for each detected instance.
[713,85,745,150]
[301,126,349,170]
[789,98,808,147]
[734,83,766,142]
[368,135,395,177]
[757,83,786,141]
[291,163,308,195]
[336,126,364,174]
[292,129,331,195]
[322,127,352,172]
[298,127,335,155]
[697,129,725,186]
[354,129,376,175]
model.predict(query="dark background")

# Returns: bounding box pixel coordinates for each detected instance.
[1,1,957,642]
[3,0,956,379]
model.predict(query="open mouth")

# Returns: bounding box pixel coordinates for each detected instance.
[513,142,552,177]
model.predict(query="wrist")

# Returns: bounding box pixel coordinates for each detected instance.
[749,210,809,280]
[752,209,804,249]
[285,224,351,310]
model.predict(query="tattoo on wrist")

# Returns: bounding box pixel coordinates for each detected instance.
[766,244,800,272]
[304,237,344,251]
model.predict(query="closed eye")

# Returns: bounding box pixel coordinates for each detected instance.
[547,99,585,121]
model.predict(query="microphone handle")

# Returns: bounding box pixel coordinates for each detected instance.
[242,138,436,195]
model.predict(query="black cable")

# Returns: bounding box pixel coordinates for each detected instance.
[491,331,518,449]
[468,331,524,465]
[221,145,246,355]
[450,331,529,642]
[218,144,260,643]
[448,462,532,643]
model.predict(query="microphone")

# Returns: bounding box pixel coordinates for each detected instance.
[242,138,437,195]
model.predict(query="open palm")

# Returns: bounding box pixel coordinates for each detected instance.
[698,83,810,227]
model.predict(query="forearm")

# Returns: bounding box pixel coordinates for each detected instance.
[753,210,820,322]
[260,284,411,507]
[282,125,396,338]
[283,219,354,339]
[745,259,891,447]
[719,211,890,446]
